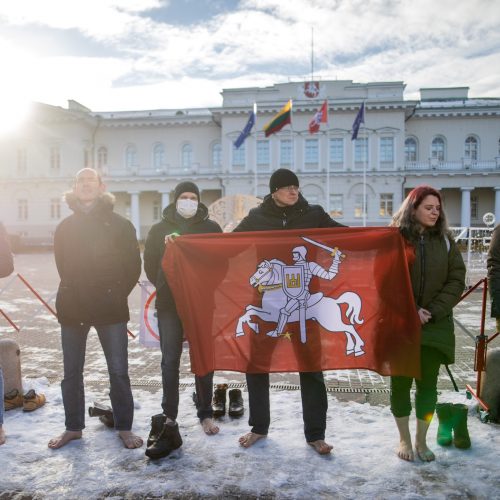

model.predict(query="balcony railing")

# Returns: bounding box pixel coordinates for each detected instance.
[405,158,500,171]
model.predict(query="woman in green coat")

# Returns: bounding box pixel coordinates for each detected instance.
[390,185,465,462]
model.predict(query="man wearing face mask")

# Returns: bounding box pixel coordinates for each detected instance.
[143,181,222,459]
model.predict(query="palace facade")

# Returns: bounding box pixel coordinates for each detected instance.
[1,80,499,244]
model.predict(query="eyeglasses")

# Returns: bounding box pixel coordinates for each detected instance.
[278,185,300,193]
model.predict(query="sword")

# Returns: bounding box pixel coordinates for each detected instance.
[301,236,346,259]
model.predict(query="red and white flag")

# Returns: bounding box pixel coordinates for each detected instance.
[163,227,421,378]
[309,100,328,134]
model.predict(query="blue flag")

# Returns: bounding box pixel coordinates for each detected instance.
[234,110,256,149]
[351,102,365,141]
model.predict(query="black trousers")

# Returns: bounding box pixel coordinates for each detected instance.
[246,371,328,442]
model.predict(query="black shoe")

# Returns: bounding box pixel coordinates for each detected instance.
[192,391,199,408]
[212,384,227,418]
[228,389,244,417]
[147,413,167,447]
[88,402,115,428]
[145,422,183,460]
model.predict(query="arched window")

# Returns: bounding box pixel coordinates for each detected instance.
[211,142,222,169]
[182,143,192,168]
[153,143,165,169]
[97,146,107,169]
[465,135,478,160]
[404,137,417,162]
[125,144,137,168]
[431,137,445,161]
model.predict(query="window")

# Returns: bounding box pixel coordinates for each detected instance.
[465,136,478,161]
[50,146,60,172]
[83,148,90,168]
[431,137,445,161]
[153,143,165,169]
[97,147,107,169]
[257,140,270,170]
[17,148,27,175]
[212,142,222,169]
[125,145,137,168]
[354,194,367,218]
[153,200,161,221]
[50,198,61,220]
[471,195,478,219]
[355,137,368,163]
[182,143,192,169]
[380,137,394,163]
[304,139,319,169]
[17,199,28,220]
[379,193,393,217]
[280,139,292,166]
[330,194,343,218]
[232,142,245,169]
[405,138,417,162]
[329,138,344,164]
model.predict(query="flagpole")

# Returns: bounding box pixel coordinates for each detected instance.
[326,100,330,213]
[362,108,367,227]
[253,103,257,197]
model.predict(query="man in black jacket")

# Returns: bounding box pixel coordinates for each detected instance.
[48,168,142,450]
[234,168,343,455]
[487,223,500,334]
[143,181,222,459]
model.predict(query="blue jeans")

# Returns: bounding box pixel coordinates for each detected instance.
[0,366,4,426]
[60,322,134,431]
[157,309,214,421]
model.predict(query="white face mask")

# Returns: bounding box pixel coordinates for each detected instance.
[176,198,198,218]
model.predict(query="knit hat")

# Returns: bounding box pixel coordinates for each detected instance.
[173,181,200,203]
[269,168,299,193]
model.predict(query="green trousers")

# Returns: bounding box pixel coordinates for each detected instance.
[390,345,446,421]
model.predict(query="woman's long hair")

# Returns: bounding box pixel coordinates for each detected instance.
[390,185,450,243]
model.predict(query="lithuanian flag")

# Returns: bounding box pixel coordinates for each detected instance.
[263,100,292,137]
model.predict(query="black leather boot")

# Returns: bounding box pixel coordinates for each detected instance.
[145,422,183,459]
[147,413,167,447]
[88,402,115,428]
[228,389,244,417]
[212,384,227,418]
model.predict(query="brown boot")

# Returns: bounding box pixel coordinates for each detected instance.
[212,384,228,418]
[4,389,23,411]
[22,389,46,412]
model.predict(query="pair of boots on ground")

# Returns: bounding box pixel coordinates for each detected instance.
[4,388,46,412]
[436,403,471,449]
[211,384,244,418]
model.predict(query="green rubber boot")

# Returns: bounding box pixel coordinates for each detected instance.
[435,402,453,446]
[452,403,471,449]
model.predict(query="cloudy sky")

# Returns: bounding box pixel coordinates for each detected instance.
[0,0,499,115]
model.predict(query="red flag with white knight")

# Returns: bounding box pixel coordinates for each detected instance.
[309,100,328,134]
[163,227,421,378]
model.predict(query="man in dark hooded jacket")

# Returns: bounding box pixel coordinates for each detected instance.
[143,181,222,459]
[48,168,142,450]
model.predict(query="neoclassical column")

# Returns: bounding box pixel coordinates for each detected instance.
[495,187,500,226]
[460,187,473,228]
[161,191,170,209]
[129,190,141,239]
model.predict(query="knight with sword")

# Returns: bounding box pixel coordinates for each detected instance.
[268,237,345,342]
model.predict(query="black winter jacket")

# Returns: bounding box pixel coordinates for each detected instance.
[233,193,344,232]
[144,202,222,311]
[54,193,141,326]
[487,224,500,318]
[0,222,14,278]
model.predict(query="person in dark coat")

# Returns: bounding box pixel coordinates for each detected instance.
[143,181,222,459]
[48,168,142,450]
[487,223,500,334]
[233,168,344,455]
[389,185,465,462]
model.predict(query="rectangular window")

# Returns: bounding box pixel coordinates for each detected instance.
[471,195,478,219]
[256,140,270,170]
[355,138,368,163]
[17,148,27,175]
[50,198,61,220]
[330,194,343,218]
[379,193,393,217]
[50,146,60,172]
[153,200,161,221]
[17,199,28,221]
[280,139,292,166]
[354,194,367,218]
[305,139,319,170]
[380,137,394,163]
[329,138,344,164]
[232,143,245,170]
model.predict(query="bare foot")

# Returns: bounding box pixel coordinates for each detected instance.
[48,430,82,449]
[308,440,333,455]
[397,440,414,461]
[201,418,219,435]
[119,430,143,449]
[239,432,266,448]
[416,445,435,462]
[0,426,5,445]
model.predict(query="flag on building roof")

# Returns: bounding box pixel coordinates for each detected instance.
[263,100,292,137]
[351,102,365,140]
[309,100,328,134]
[234,108,256,149]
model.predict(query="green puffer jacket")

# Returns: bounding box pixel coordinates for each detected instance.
[406,230,466,364]
[487,225,500,318]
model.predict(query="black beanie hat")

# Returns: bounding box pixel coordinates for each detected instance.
[174,181,200,203]
[269,168,299,193]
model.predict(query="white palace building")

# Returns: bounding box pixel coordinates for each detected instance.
[1,79,499,245]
